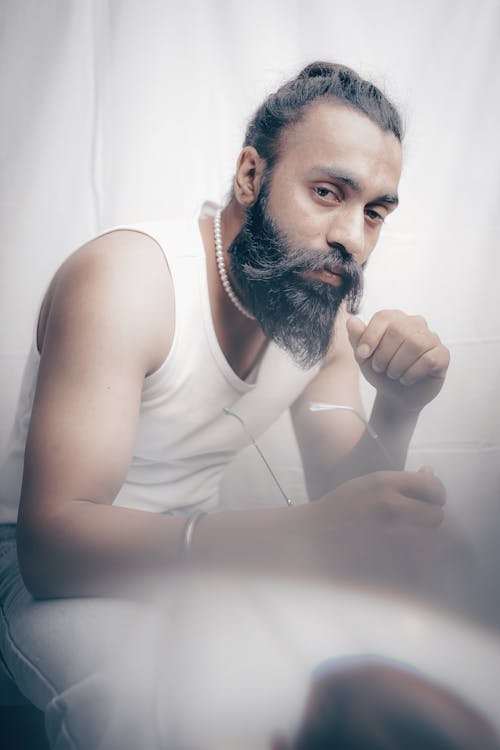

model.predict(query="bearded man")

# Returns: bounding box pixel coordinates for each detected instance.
[0,62,450,748]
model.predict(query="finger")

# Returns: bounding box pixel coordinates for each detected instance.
[346,315,366,349]
[397,470,447,506]
[369,330,406,374]
[399,346,451,386]
[388,496,445,529]
[385,331,440,380]
[351,310,405,363]
[370,316,436,375]
[372,489,444,529]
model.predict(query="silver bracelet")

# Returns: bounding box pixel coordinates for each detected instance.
[180,510,207,560]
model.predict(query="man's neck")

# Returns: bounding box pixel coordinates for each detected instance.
[199,209,268,381]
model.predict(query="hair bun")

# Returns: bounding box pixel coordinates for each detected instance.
[298,61,337,79]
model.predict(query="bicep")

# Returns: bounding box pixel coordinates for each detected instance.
[21,344,143,525]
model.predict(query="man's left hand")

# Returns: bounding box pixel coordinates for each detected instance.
[346,311,450,412]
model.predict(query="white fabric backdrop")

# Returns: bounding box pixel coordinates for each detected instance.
[1,0,499,601]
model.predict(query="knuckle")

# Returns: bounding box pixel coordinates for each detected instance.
[385,323,402,341]
[373,309,394,324]
[421,350,440,371]
[386,364,400,379]
[408,331,427,351]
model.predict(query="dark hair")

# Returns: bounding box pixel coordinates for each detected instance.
[244,61,403,171]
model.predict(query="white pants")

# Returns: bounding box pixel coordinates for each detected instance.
[0,524,175,750]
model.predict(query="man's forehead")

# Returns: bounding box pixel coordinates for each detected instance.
[281,98,399,149]
[276,100,402,191]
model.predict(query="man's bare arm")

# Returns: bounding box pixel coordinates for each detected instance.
[16,230,309,597]
[17,230,183,596]
[291,308,450,500]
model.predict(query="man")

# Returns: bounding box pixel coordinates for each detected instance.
[0,61,450,746]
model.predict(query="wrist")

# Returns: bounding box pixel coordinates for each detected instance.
[368,394,419,471]
[370,394,419,444]
[188,503,306,574]
[372,390,422,422]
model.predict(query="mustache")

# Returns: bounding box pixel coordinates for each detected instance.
[241,243,361,280]
[241,242,364,314]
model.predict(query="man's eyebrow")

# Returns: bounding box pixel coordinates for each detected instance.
[310,166,399,206]
[311,166,361,192]
[374,193,399,206]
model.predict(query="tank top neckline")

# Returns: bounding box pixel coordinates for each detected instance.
[193,221,258,393]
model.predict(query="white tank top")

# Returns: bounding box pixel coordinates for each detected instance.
[0,215,318,522]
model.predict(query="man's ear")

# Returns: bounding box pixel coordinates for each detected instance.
[233,146,267,207]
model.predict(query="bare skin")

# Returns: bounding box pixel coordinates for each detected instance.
[17,101,450,598]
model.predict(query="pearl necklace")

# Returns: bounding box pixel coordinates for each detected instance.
[214,208,255,320]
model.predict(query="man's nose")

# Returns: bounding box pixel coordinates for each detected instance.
[325,206,366,263]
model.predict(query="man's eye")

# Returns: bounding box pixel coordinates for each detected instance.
[314,186,340,201]
[365,208,385,223]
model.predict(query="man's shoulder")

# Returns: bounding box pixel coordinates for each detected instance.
[55,227,171,301]
[38,228,175,371]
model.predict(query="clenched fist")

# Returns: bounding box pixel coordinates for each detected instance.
[347,310,450,412]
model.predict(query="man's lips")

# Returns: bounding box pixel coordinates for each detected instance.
[302,267,346,288]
